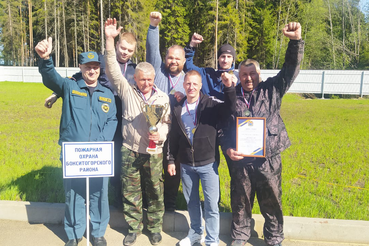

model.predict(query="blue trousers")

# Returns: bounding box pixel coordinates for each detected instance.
[181,162,220,245]
[63,177,110,240]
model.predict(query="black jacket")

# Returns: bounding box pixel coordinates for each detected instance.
[168,86,236,166]
[220,39,305,160]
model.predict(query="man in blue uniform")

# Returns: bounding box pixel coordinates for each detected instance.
[43,31,137,208]
[35,37,117,246]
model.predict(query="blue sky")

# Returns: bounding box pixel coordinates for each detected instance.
[360,0,368,11]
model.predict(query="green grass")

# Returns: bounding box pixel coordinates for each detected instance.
[1,82,369,221]
[0,82,64,202]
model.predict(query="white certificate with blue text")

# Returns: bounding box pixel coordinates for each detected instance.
[236,117,266,157]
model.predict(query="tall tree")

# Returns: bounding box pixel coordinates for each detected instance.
[62,0,68,66]
[184,0,217,67]
[44,0,48,38]
[74,0,78,66]
[28,0,34,66]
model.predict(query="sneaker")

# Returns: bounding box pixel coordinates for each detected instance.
[179,229,205,246]
[206,243,218,246]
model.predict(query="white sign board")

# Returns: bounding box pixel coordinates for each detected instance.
[62,142,114,178]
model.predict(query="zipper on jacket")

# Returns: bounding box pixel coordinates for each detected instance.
[175,105,196,166]
[190,147,195,166]
[88,90,93,141]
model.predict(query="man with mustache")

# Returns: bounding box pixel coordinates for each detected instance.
[35,38,117,246]
[105,18,171,246]
[44,31,138,208]
[220,22,304,246]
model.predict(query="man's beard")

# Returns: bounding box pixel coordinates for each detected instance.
[166,64,183,76]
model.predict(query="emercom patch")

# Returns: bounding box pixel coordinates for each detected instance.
[101,103,110,113]
[99,96,112,103]
[72,90,87,97]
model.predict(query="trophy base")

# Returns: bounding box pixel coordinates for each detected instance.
[146,146,158,154]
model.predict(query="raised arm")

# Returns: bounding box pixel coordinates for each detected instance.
[184,33,206,74]
[36,37,68,95]
[273,22,304,97]
[104,18,130,97]
[146,12,163,72]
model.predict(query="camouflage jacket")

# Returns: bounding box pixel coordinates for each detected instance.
[220,39,305,159]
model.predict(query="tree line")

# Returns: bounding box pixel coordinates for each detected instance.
[1,0,369,70]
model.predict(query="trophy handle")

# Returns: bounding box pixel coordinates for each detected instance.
[140,101,146,112]
[162,103,169,120]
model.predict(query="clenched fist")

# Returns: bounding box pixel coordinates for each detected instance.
[283,22,302,40]
[190,33,204,47]
[150,12,162,27]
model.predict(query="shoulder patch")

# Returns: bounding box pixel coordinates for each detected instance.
[72,90,87,97]
[99,96,112,103]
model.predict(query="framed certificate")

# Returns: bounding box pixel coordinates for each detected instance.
[236,117,266,157]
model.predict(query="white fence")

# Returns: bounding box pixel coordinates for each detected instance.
[262,70,369,97]
[1,66,369,97]
[0,66,80,83]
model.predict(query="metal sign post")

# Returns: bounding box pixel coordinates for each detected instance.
[62,141,114,246]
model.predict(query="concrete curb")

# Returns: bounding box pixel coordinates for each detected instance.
[1,200,368,244]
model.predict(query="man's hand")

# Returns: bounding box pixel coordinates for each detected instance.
[190,33,204,47]
[226,148,244,161]
[231,73,238,86]
[150,12,162,27]
[149,132,160,143]
[174,91,185,102]
[35,37,52,60]
[105,18,122,51]
[44,94,58,108]
[105,18,122,40]
[220,72,234,88]
[283,22,302,40]
[167,164,176,176]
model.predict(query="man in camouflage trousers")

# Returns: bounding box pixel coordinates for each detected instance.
[220,22,304,246]
[104,18,171,246]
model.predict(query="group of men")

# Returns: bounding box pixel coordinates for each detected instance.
[35,10,304,246]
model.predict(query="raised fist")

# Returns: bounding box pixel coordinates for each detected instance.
[190,33,204,47]
[150,12,162,27]
[220,72,234,88]
[282,22,302,40]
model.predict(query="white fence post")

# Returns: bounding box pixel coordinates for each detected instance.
[321,71,325,99]
[22,67,25,82]
[360,71,364,98]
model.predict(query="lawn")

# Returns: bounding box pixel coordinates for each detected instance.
[1,82,369,221]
